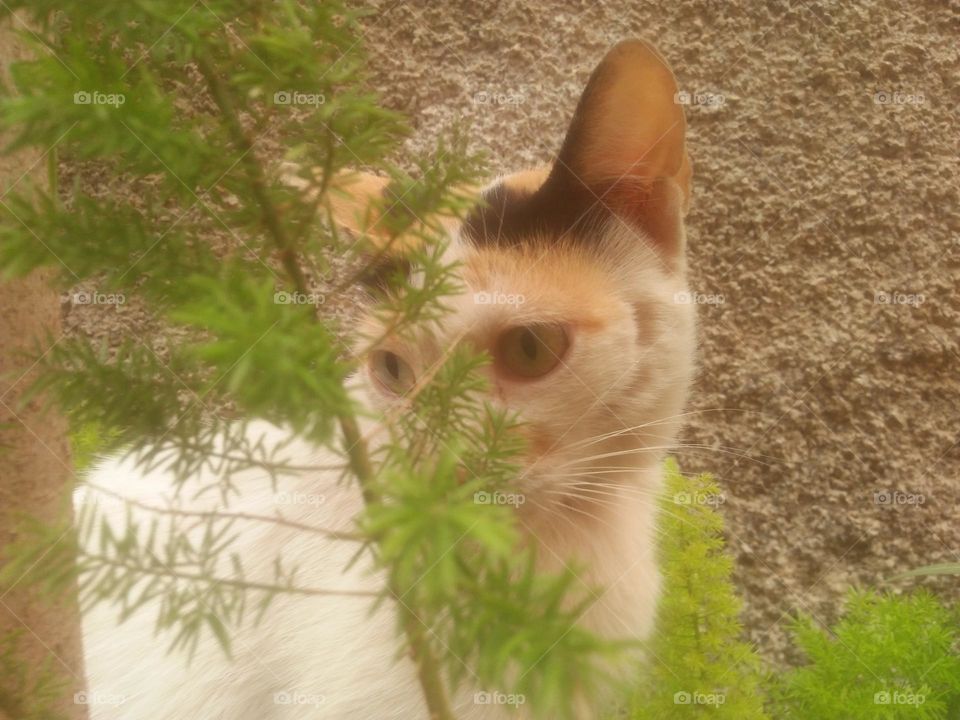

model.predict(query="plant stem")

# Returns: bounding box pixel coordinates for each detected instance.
[85,482,364,542]
[197,53,457,720]
[337,414,455,719]
[396,596,456,720]
[195,53,309,296]
[81,554,377,598]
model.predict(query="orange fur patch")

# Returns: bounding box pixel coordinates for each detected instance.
[328,171,466,253]
[499,167,549,195]
[523,425,555,460]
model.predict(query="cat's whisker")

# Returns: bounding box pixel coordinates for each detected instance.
[547,472,702,498]
[553,481,668,503]
[557,423,679,452]
[548,477,719,510]
[533,491,629,533]
[552,465,703,478]
[555,442,776,470]
[561,483,674,504]
[546,496,621,532]
[547,486,696,530]
[670,441,783,465]
[541,488,686,537]
[523,495,613,537]
[558,408,767,452]
[557,444,675,462]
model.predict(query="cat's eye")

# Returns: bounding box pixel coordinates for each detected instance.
[369,349,415,394]
[495,324,570,379]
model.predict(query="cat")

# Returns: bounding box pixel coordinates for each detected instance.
[78,39,696,719]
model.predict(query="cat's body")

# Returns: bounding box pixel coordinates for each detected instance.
[78,419,673,720]
[79,40,696,719]
[80,424,434,719]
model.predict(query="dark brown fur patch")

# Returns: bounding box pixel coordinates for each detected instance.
[462,173,609,248]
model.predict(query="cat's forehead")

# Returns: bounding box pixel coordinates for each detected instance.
[449,238,620,334]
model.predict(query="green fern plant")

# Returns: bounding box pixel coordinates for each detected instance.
[629,459,769,719]
[776,591,960,719]
[625,463,960,720]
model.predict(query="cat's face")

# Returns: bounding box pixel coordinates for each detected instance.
[357,40,695,525]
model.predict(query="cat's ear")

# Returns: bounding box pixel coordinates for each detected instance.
[549,39,691,248]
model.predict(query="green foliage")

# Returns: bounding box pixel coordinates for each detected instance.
[623,462,960,720]
[0,3,618,718]
[170,267,349,439]
[630,459,769,719]
[776,591,960,719]
[70,421,119,473]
